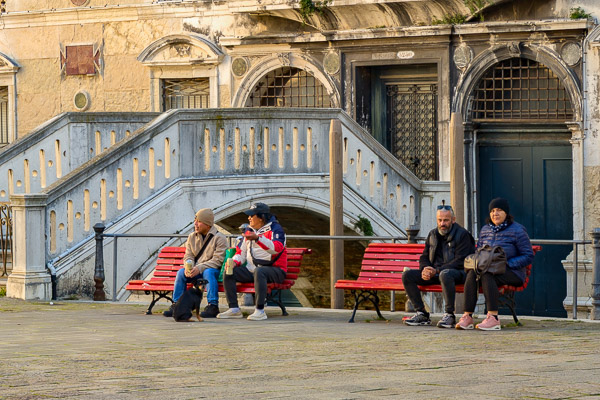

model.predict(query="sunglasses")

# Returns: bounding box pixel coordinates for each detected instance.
[437,205,453,210]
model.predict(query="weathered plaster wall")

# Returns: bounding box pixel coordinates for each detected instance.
[1,14,192,135]
[9,0,148,12]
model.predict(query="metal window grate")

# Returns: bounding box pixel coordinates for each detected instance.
[387,83,438,181]
[472,58,573,121]
[162,78,210,111]
[0,87,8,146]
[245,67,332,108]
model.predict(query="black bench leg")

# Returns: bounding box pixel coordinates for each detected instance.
[144,291,173,315]
[499,291,520,325]
[371,292,385,321]
[266,290,289,316]
[348,290,385,323]
[349,290,362,323]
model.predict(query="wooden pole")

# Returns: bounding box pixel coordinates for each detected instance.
[450,112,465,226]
[329,119,344,309]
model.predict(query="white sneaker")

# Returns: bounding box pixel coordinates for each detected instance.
[216,308,243,319]
[247,309,267,321]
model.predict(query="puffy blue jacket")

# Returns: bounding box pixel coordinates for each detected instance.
[477,221,534,283]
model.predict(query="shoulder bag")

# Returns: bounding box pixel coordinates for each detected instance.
[464,244,507,278]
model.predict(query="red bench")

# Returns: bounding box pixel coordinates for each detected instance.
[335,243,541,323]
[126,246,312,316]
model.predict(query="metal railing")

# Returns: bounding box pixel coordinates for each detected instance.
[92,223,414,302]
[0,202,12,277]
[91,225,600,320]
[530,239,591,319]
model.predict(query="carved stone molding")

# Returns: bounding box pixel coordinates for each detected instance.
[507,42,522,57]
[170,44,191,58]
[278,53,291,67]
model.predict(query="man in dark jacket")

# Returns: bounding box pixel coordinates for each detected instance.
[403,205,475,328]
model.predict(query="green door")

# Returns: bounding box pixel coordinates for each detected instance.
[478,144,572,317]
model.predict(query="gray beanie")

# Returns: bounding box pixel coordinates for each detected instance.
[195,208,214,226]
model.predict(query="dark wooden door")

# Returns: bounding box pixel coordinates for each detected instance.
[478,144,572,317]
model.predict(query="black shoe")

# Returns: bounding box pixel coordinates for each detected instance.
[163,304,174,317]
[404,311,431,326]
[200,304,220,318]
[437,313,456,329]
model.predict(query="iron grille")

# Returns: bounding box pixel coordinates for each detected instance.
[472,58,573,121]
[387,83,438,180]
[245,67,333,108]
[162,78,210,111]
[1,203,12,277]
[0,87,8,146]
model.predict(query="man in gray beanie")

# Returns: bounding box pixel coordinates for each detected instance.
[164,208,228,318]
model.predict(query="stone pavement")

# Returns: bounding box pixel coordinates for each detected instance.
[1,298,600,400]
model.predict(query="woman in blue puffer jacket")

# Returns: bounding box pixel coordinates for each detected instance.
[456,198,534,331]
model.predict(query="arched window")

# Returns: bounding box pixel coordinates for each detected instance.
[245,67,333,107]
[472,58,573,121]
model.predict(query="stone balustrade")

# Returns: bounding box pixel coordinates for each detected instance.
[5,108,449,300]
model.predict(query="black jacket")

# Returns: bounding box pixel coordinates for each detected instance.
[419,223,475,273]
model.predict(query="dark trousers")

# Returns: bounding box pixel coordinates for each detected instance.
[223,265,286,309]
[463,269,523,313]
[402,268,466,314]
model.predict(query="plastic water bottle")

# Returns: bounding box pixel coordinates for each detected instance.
[185,259,194,272]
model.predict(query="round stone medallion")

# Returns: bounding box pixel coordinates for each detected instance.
[561,42,582,66]
[323,52,340,75]
[231,57,249,78]
[71,0,90,5]
[453,45,473,70]
[74,91,91,111]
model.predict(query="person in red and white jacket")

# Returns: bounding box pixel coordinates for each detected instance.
[217,202,287,321]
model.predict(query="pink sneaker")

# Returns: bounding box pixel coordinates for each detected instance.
[476,313,501,331]
[455,314,474,330]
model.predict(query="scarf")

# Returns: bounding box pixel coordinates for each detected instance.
[489,221,509,233]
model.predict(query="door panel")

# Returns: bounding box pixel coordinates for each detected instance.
[478,144,571,317]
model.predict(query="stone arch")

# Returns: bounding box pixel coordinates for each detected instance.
[137,34,224,65]
[212,191,401,237]
[452,43,583,123]
[231,53,341,108]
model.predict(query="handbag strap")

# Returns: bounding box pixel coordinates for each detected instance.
[249,240,284,266]
[193,233,214,264]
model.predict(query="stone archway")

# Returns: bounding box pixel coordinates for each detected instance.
[453,43,583,121]
[451,42,583,237]
[452,43,583,317]
[231,53,341,108]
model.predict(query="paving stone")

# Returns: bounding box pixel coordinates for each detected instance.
[1,298,600,399]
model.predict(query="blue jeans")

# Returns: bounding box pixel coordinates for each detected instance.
[172,267,220,305]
